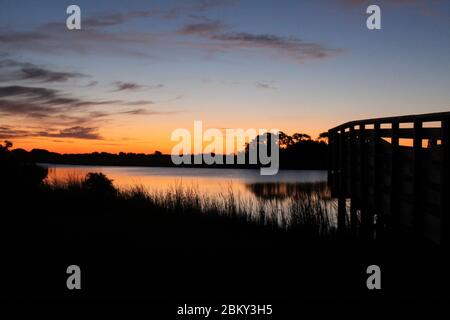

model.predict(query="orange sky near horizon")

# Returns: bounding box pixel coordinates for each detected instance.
[8,121,328,154]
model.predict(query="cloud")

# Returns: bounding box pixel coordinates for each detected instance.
[0,125,30,139]
[69,1,238,28]
[85,81,99,87]
[127,100,155,105]
[18,67,85,83]
[0,59,87,83]
[119,108,180,115]
[0,31,49,43]
[216,33,337,56]
[0,85,120,126]
[177,16,340,63]
[82,11,155,29]
[112,81,145,91]
[0,1,241,58]
[0,83,179,133]
[0,85,57,100]
[38,126,102,140]
[203,32,341,63]
[178,20,224,35]
[0,85,118,110]
[111,81,164,91]
[0,124,102,140]
[256,82,276,89]
[1,2,338,64]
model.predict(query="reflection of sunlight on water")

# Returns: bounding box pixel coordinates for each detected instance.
[43,164,336,226]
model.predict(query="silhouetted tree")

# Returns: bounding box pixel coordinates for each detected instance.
[82,172,116,196]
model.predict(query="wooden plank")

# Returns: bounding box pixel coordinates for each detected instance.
[329,111,450,133]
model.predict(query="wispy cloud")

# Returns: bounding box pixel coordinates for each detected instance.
[256,82,276,89]
[0,59,88,83]
[0,124,102,140]
[112,81,146,92]
[210,32,341,61]
[38,126,102,140]
[178,19,224,35]
[119,108,181,115]
[0,125,30,139]
[1,0,338,65]
[111,81,164,92]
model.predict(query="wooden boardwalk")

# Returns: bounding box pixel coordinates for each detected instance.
[327,111,450,244]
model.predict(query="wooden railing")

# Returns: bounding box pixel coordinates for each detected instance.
[327,111,450,244]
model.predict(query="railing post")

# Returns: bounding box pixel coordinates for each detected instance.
[338,129,346,232]
[373,122,383,237]
[413,119,424,237]
[442,116,450,246]
[359,124,369,237]
[349,126,357,233]
[327,130,334,191]
[390,121,400,229]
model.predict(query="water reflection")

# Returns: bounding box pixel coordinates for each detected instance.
[245,182,330,200]
[42,164,336,226]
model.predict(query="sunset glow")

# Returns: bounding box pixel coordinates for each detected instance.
[1,0,449,154]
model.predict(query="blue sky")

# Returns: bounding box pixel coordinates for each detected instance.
[0,0,449,153]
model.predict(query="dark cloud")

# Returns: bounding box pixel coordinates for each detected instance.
[0,83,178,132]
[111,81,163,92]
[38,126,102,140]
[0,31,49,43]
[0,124,102,140]
[127,100,155,105]
[0,1,337,64]
[0,85,118,110]
[256,82,276,89]
[208,32,341,62]
[0,125,30,139]
[0,85,121,129]
[18,67,85,83]
[0,59,87,83]
[176,16,340,63]
[119,108,178,115]
[112,81,145,91]
[0,85,57,100]
[178,20,224,35]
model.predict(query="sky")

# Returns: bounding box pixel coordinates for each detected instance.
[0,0,449,154]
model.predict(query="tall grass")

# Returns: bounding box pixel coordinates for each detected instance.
[43,172,339,239]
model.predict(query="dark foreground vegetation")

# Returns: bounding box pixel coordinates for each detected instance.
[9,132,328,169]
[1,141,449,306]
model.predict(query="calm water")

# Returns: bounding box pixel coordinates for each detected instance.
[42,164,328,201]
[41,164,335,225]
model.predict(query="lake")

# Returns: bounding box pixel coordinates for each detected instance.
[42,164,326,197]
[41,164,334,223]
